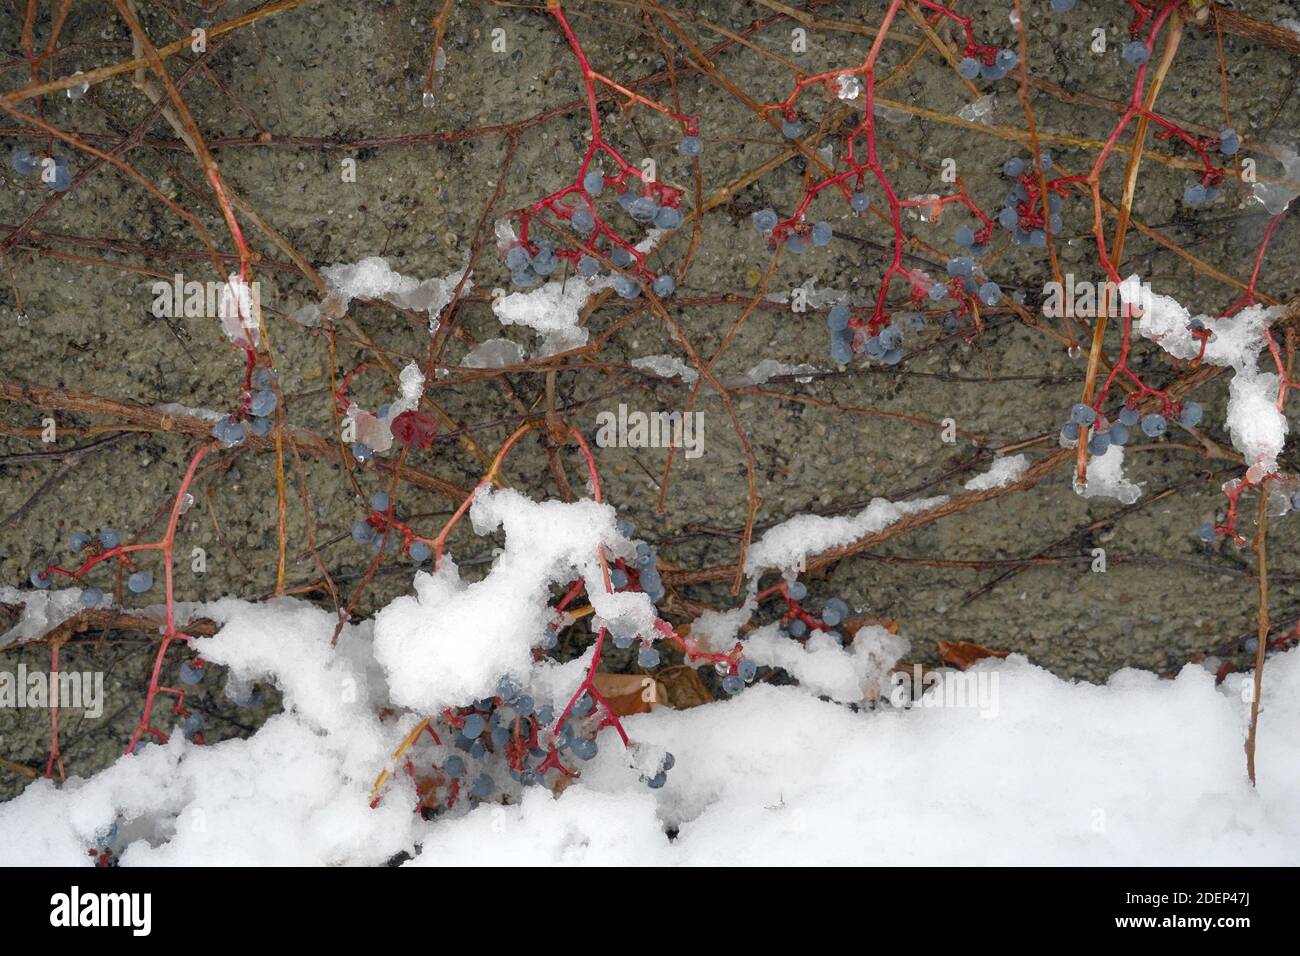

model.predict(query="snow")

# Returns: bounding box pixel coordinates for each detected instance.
[372,487,649,712]
[462,338,525,369]
[630,353,698,385]
[745,495,948,574]
[741,623,908,704]
[1077,444,1142,505]
[321,256,471,335]
[964,453,1028,491]
[733,359,819,386]
[0,585,83,648]
[4,585,1300,865]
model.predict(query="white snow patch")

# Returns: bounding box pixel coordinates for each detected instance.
[745,496,948,574]
[964,454,1028,491]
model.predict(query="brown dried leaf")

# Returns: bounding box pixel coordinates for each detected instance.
[937,639,1010,670]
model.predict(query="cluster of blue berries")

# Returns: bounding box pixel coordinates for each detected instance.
[10,148,71,192]
[350,491,431,562]
[957,48,1019,82]
[211,369,277,446]
[750,206,835,254]
[1061,401,1202,455]
[505,239,560,289]
[1182,130,1238,205]
[996,155,1063,247]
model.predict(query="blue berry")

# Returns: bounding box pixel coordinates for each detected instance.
[786,235,806,255]
[179,662,204,685]
[80,586,103,608]
[610,568,628,589]
[531,251,558,276]
[505,246,531,271]
[629,196,658,223]
[613,275,640,299]
[577,255,600,277]
[570,736,598,760]
[252,368,275,390]
[409,541,431,563]
[788,618,808,638]
[462,713,486,738]
[822,597,849,626]
[1218,128,1239,156]
[1070,403,1096,426]
[655,206,683,230]
[570,693,593,717]
[996,49,1018,71]
[1140,413,1167,438]
[958,57,981,80]
[722,674,745,695]
[678,135,702,157]
[1108,423,1130,446]
[978,281,1001,305]
[127,571,153,594]
[443,755,467,778]
[1178,401,1203,428]
[752,208,778,234]
[469,773,494,799]
[1123,41,1149,66]
[571,209,595,233]
[954,225,975,247]
[249,390,276,417]
[511,268,539,288]
[583,170,604,195]
[370,491,389,512]
[1087,430,1111,456]
[788,580,808,601]
[781,117,804,138]
[69,531,91,552]
[1118,406,1140,427]
[30,568,51,589]
[10,148,39,175]
[182,714,204,738]
[351,519,374,544]
[738,659,758,682]
[646,771,667,789]
[1003,157,1026,178]
[98,529,120,549]
[827,303,851,332]
[811,221,833,246]
[998,206,1019,230]
[980,63,1008,81]
[829,329,854,364]
[851,192,872,213]
[947,256,974,277]
[1183,183,1206,205]
[249,416,272,437]
[212,418,247,446]
[1051,0,1077,11]
[1060,421,1080,443]
[652,274,676,297]
[610,246,634,268]
[638,646,660,668]
[1196,522,1216,543]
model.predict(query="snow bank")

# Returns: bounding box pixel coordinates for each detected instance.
[3,587,1298,865]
